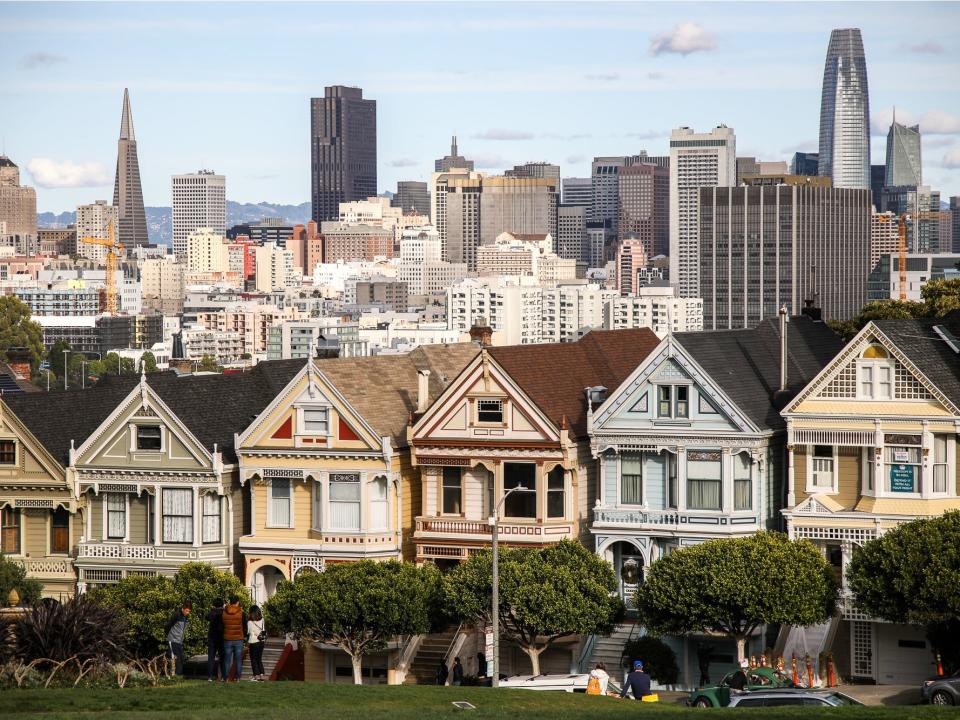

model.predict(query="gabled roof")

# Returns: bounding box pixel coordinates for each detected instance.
[315,343,479,446]
[488,328,661,438]
[674,316,844,430]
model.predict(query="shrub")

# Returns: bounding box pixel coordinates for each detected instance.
[0,554,43,606]
[0,595,128,664]
[622,635,680,685]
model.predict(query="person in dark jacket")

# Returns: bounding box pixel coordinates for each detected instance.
[221,595,247,681]
[619,659,652,700]
[435,659,449,686]
[206,598,225,682]
[451,656,464,686]
[728,659,749,691]
[164,601,192,676]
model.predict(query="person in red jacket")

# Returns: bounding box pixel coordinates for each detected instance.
[221,596,247,681]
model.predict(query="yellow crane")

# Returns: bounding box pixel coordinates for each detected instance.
[877,211,947,301]
[79,221,123,315]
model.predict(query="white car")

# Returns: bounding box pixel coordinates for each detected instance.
[498,673,591,692]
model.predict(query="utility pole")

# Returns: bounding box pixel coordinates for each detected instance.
[63,349,69,390]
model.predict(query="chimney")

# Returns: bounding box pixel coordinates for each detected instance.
[779,306,789,393]
[417,369,431,414]
[469,316,493,347]
[5,347,32,381]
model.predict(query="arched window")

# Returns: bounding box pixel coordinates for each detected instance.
[857,345,893,399]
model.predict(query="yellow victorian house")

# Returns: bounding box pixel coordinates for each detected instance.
[781,315,960,686]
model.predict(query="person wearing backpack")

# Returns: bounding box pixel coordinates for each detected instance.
[587,662,610,695]
[247,605,267,681]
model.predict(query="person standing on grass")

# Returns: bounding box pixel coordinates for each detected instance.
[206,598,225,682]
[221,595,247,681]
[247,605,267,681]
[436,659,449,686]
[452,656,464,686]
[164,601,192,676]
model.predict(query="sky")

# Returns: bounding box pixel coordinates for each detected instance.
[1,1,959,213]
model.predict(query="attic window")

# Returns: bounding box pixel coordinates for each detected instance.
[136,426,162,451]
[862,345,888,359]
[303,408,329,434]
[477,399,504,423]
[0,440,15,464]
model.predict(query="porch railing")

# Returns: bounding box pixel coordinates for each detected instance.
[415,516,574,539]
[592,508,681,526]
[77,542,156,560]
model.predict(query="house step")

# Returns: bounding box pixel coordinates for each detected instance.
[404,629,462,685]
[240,638,286,680]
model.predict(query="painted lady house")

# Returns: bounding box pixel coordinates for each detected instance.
[408,329,660,676]
[781,314,960,685]
[233,345,478,683]
[585,312,842,687]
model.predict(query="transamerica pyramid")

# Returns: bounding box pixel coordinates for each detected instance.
[112,88,149,247]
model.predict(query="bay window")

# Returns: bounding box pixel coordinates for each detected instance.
[620,453,643,505]
[547,467,565,518]
[202,494,221,543]
[503,463,536,518]
[370,476,388,530]
[162,489,193,543]
[734,452,752,511]
[442,467,462,515]
[933,435,949,493]
[884,438,920,493]
[329,474,361,530]
[268,478,292,527]
[106,493,126,539]
[687,451,722,511]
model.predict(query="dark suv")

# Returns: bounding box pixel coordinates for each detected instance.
[922,671,960,705]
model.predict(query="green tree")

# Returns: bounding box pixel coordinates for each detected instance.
[95,352,136,377]
[265,560,442,684]
[622,635,679,685]
[47,339,72,380]
[0,296,44,372]
[920,278,960,318]
[635,532,837,662]
[833,300,926,341]
[847,511,960,674]
[140,351,158,374]
[0,554,43,606]
[91,562,249,657]
[445,540,624,675]
[197,354,221,373]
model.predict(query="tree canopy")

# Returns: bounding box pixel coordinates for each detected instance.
[847,511,960,673]
[445,540,624,675]
[90,561,249,657]
[0,554,44,606]
[265,560,443,684]
[635,532,837,661]
[830,278,960,341]
[0,296,44,372]
[140,351,159,374]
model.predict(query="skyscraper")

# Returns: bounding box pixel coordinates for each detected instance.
[669,125,736,298]
[0,155,36,238]
[112,89,149,247]
[561,177,592,207]
[818,28,871,189]
[76,200,119,264]
[504,162,560,180]
[434,136,473,173]
[392,181,430,217]
[790,152,820,176]
[885,118,922,187]
[618,162,669,257]
[172,170,226,261]
[590,156,626,232]
[311,86,377,223]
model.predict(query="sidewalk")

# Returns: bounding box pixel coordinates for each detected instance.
[836,684,920,706]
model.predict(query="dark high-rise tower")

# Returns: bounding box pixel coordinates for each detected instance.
[818,28,871,189]
[112,88,149,246]
[310,86,377,223]
[885,116,922,187]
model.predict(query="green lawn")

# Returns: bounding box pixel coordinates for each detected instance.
[0,682,950,720]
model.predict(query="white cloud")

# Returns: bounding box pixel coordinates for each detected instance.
[625,130,667,140]
[471,153,511,169]
[901,41,945,55]
[27,158,110,189]
[649,22,717,57]
[780,140,818,155]
[584,72,619,82]
[473,129,534,141]
[942,148,960,170]
[925,136,956,149]
[565,154,586,164]
[872,108,960,136]
[19,52,66,69]
[390,158,419,168]
[647,72,665,80]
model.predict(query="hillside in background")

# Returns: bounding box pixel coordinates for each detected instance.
[37,201,312,246]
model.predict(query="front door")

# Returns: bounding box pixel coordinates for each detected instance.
[620,555,643,610]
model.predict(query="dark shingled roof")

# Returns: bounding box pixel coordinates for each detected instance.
[674,316,845,430]
[488,328,662,438]
[872,311,960,409]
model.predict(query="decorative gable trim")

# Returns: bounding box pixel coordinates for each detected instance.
[793,494,843,515]
[784,323,959,415]
[591,336,757,434]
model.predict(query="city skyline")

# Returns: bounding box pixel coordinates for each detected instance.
[1,2,959,213]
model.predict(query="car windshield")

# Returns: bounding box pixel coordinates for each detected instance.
[820,692,861,706]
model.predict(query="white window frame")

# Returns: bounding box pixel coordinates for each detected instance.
[860,447,876,496]
[295,405,333,442]
[133,424,165,452]
[162,488,194,544]
[328,473,361,531]
[311,479,323,532]
[302,408,330,434]
[369,476,389,531]
[476,398,504,424]
[267,478,294,528]
[104,492,128,541]
[441,466,463,516]
[656,384,691,420]
[857,360,894,400]
[201,493,221,544]
[931,434,954,496]
[805,445,839,495]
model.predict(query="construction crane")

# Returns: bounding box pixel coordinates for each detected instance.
[79,221,123,315]
[877,212,947,301]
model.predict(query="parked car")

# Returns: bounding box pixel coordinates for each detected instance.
[688,667,797,708]
[728,689,863,707]
[922,671,960,705]
[499,673,590,692]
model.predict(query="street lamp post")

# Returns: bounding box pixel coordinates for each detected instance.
[490,482,535,689]
[62,349,69,390]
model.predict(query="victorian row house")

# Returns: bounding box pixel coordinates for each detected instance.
[782,314,960,685]
[586,313,843,686]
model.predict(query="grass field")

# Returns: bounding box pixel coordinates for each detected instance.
[0,682,953,720]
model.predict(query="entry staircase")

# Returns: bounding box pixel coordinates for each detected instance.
[241,637,287,680]
[403,627,463,685]
[580,620,639,677]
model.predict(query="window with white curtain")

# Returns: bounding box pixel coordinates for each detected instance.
[687,451,722,511]
[329,474,360,530]
[312,480,323,531]
[107,493,126,539]
[734,452,752,511]
[933,435,949,493]
[202,494,221,543]
[620,453,643,505]
[303,408,329,434]
[370,476,388,530]
[667,454,678,509]
[162,489,193,544]
[269,479,292,527]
